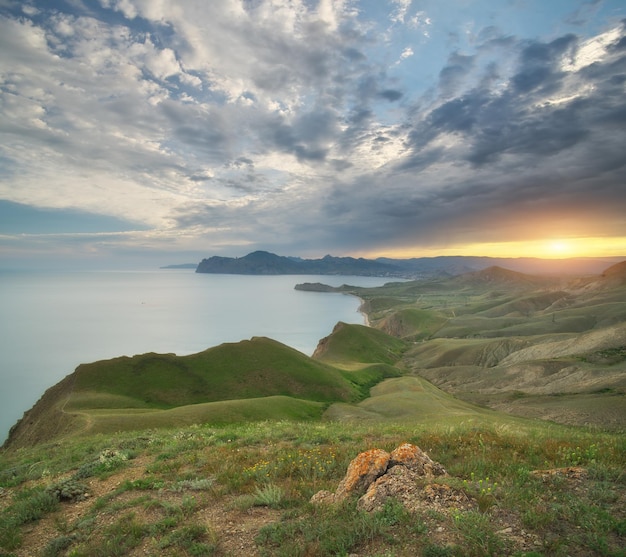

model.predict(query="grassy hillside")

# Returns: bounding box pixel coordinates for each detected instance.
[70,337,359,408]
[324,375,501,423]
[343,262,626,429]
[1,418,624,556]
[4,337,368,448]
[1,262,626,555]
[6,262,626,446]
[312,321,408,364]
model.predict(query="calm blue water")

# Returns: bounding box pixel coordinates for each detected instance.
[0,269,393,442]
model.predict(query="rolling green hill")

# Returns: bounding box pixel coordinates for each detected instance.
[69,337,360,408]
[4,337,369,448]
[342,262,626,428]
[5,261,626,449]
[312,321,408,364]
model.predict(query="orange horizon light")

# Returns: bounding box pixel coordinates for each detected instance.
[358,236,626,260]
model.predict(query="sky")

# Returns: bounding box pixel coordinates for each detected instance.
[1,0,625,268]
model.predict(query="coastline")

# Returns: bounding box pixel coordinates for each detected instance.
[1,272,379,444]
[355,295,370,326]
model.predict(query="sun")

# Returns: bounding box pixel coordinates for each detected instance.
[550,240,570,253]
[548,239,571,256]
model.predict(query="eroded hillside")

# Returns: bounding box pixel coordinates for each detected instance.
[345,262,626,428]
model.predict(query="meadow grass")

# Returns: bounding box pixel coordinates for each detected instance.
[1,418,624,556]
[70,337,362,410]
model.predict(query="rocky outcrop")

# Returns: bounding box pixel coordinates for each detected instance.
[335,448,390,501]
[311,443,460,513]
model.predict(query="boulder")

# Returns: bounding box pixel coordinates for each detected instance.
[311,443,449,511]
[334,448,390,502]
[309,489,336,505]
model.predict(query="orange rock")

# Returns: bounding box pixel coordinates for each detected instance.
[310,444,448,508]
[357,465,417,512]
[334,448,390,501]
[390,443,447,477]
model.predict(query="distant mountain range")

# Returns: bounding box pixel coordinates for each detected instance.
[195,250,625,278]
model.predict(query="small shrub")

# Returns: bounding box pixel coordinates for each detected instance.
[73,449,130,479]
[245,447,338,483]
[422,544,456,557]
[90,513,148,556]
[42,534,76,557]
[122,477,166,491]
[169,477,215,492]
[452,510,509,556]
[558,443,599,466]
[256,501,391,556]
[46,478,90,502]
[462,472,499,513]
[376,498,411,527]
[0,488,59,550]
[253,483,285,508]
[159,523,219,555]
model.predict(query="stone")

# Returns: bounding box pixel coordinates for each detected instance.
[421,483,475,512]
[357,465,419,512]
[334,448,390,501]
[310,444,452,513]
[389,443,447,477]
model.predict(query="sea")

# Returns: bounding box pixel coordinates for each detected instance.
[0,269,396,443]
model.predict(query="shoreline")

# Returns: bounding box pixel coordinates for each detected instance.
[356,295,370,326]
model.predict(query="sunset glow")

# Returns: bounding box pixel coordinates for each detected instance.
[368,237,626,261]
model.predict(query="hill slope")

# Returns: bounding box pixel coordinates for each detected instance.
[4,337,364,448]
[69,336,359,408]
[334,261,626,428]
[1,262,626,557]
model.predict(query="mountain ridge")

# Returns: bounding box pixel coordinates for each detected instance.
[196,250,625,277]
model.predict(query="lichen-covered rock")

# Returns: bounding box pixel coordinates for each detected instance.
[334,448,390,501]
[357,465,418,512]
[359,472,475,514]
[310,444,452,513]
[389,443,447,477]
[421,483,475,512]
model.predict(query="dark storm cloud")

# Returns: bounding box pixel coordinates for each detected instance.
[438,52,475,97]
[379,89,403,101]
[314,26,626,254]
[512,34,577,93]
[403,30,626,170]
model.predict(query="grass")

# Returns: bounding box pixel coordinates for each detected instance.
[1,419,624,556]
[313,322,408,364]
[76,396,328,436]
[70,337,362,410]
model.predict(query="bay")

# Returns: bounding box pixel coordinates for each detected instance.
[0,269,393,442]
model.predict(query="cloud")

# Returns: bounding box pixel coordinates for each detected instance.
[565,0,602,26]
[0,200,147,234]
[390,0,412,25]
[0,2,625,262]
[438,52,476,97]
